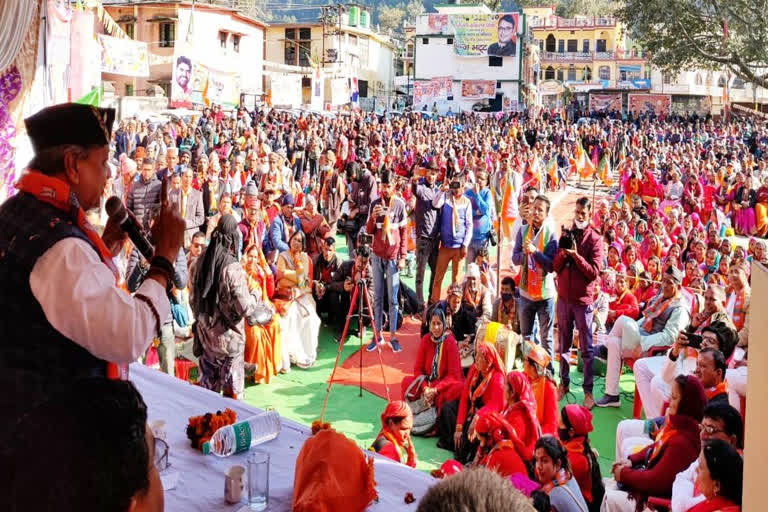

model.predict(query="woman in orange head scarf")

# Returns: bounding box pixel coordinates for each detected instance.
[242,243,282,384]
[474,410,531,478]
[370,400,416,468]
[521,341,559,437]
[447,342,506,464]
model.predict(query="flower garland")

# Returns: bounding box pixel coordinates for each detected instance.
[186,408,237,450]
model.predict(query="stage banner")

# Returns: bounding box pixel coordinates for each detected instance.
[628,93,672,116]
[204,68,241,110]
[461,80,496,99]
[427,14,451,34]
[97,34,149,77]
[413,81,433,106]
[433,76,453,99]
[450,13,521,58]
[170,43,195,108]
[589,93,622,112]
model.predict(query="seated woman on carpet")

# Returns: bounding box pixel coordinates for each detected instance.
[242,243,283,384]
[473,410,531,478]
[501,371,541,465]
[370,400,417,468]
[687,439,743,512]
[604,374,706,512]
[400,309,464,447]
[533,436,589,512]
[559,405,604,512]
[441,342,505,464]
[274,230,321,370]
[521,342,558,437]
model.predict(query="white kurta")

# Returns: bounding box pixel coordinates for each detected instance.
[30,238,170,363]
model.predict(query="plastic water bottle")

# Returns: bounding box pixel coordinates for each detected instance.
[202,410,281,456]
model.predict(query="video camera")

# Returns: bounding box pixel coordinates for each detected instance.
[559,225,575,251]
[357,232,374,247]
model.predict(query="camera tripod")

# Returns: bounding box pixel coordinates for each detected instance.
[320,274,391,423]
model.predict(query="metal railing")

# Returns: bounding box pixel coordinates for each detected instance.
[529,16,616,29]
[540,50,648,62]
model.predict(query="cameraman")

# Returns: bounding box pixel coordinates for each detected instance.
[552,197,604,409]
[365,170,408,353]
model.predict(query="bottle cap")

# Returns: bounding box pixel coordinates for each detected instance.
[202,441,211,455]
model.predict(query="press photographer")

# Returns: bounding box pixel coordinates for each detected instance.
[552,197,604,409]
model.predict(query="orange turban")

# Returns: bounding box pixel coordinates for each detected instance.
[292,427,377,512]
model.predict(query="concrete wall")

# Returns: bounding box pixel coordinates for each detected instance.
[415,36,520,81]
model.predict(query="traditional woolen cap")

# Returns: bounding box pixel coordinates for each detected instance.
[245,180,258,197]
[281,193,295,206]
[25,103,115,153]
[665,264,683,285]
[448,283,463,298]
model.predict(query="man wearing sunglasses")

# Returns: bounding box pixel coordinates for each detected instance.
[7,378,165,511]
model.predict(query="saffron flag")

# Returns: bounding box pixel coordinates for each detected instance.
[597,153,614,185]
[546,156,558,188]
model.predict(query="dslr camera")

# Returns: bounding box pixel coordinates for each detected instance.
[357,232,374,247]
[559,225,575,251]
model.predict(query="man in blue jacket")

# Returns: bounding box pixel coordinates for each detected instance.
[266,194,302,262]
[430,178,473,303]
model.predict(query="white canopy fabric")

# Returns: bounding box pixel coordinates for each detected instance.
[0,0,37,74]
[130,364,436,511]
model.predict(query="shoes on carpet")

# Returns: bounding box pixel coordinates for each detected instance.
[595,344,608,359]
[366,339,378,352]
[390,338,402,353]
[595,394,620,408]
[583,393,595,410]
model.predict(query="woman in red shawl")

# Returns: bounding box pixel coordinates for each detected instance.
[371,400,417,468]
[401,309,463,428]
[473,410,530,478]
[682,170,704,215]
[607,374,706,509]
[559,404,605,512]
[521,341,559,437]
[502,371,541,458]
[448,342,505,464]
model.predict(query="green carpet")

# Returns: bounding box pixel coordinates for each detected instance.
[241,236,638,475]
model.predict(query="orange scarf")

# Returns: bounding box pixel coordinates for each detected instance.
[381,194,395,243]
[647,422,676,465]
[730,289,747,330]
[468,371,492,416]
[541,469,571,494]
[705,381,728,401]
[642,291,680,333]
[16,172,118,279]
[530,376,548,424]
[378,430,416,467]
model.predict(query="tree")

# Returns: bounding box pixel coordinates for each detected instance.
[405,0,424,22]
[619,0,768,88]
[378,5,406,33]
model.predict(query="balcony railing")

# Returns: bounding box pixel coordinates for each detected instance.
[529,16,616,29]
[540,50,648,62]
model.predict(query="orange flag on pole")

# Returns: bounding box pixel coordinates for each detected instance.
[597,153,614,185]
[546,156,558,188]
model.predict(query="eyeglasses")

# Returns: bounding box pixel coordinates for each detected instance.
[700,424,725,436]
[154,437,171,472]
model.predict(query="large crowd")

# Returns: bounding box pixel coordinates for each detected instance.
[101,104,764,512]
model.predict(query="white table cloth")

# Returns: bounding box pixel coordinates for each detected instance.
[131,364,436,511]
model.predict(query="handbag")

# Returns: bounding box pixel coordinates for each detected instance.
[405,375,438,436]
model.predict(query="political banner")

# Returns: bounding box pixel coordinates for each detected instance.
[671,95,712,116]
[171,44,195,108]
[628,94,672,116]
[201,68,241,110]
[589,93,622,113]
[413,81,432,106]
[433,76,453,99]
[330,78,349,106]
[97,34,149,77]
[450,13,521,58]
[427,14,450,34]
[461,80,496,99]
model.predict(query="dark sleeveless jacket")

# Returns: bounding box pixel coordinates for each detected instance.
[0,193,107,437]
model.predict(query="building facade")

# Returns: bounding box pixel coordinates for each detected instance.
[263,6,396,111]
[103,0,265,106]
[413,4,525,114]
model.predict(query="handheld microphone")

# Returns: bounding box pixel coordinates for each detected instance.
[105,196,155,261]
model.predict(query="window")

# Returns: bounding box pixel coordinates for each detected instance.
[717,75,726,87]
[567,39,577,52]
[447,37,453,45]
[663,71,674,84]
[556,69,564,81]
[539,40,544,51]
[219,31,228,49]
[695,73,702,85]
[584,67,592,81]
[159,22,175,48]
[422,38,429,44]
[582,39,590,53]
[545,34,556,52]
[299,28,312,67]
[544,66,555,80]
[349,34,358,46]
[567,66,576,81]
[557,39,564,53]
[285,41,297,65]
[496,80,502,88]
[232,34,240,53]
[732,77,745,89]
[596,39,606,52]
[299,28,311,40]
[125,84,134,96]
[122,23,135,39]
[599,65,610,80]
[489,56,502,67]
